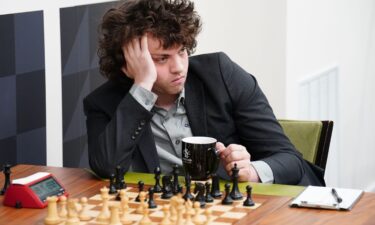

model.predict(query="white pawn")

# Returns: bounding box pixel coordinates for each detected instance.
[136,191,146,214]
[65,199,80,225]
[169,196,178,223]
[139,205,152,225]
[44,196,60,225]
[160,204,171,225]
[109,203,122,225]
[120,190,132,225]
[58,195,68,219]
[96,186,110,223]
[79,197,91,221]
[193,201,202,225]
[203,208,213,225]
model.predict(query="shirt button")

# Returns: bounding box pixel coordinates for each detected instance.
[135,131,140,135]
[140,120,146,126]
[175,140,180,145]
[131,135,136,140]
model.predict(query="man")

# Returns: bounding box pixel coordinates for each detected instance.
[84,0,324,185]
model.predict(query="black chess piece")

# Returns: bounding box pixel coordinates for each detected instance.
[210,173,222,198]
[243,185,255,207]
[153,167,162,193]
[205,182,214,203]
[135,180,145,202]
[109,173,117,194]
[229,163,243,200]
[161,175,173,199]
[183,174,194,201]
[148,187,157,209]
[172,164,180,195]
[115,165,126,190]
[0,164,11,195]
[222,183,233,205]
[194,182,206,208]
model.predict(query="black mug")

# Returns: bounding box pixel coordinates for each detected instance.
[181,137,220,180]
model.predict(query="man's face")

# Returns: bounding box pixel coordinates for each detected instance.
[147,36,189,97]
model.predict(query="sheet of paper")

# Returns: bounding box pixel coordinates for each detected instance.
[290,185,364,210]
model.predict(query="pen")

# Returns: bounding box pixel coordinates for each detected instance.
[331,188,343,203]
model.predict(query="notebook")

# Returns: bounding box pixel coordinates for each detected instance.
[290,185,364,210]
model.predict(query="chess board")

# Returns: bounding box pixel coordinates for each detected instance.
[39,184,261,225]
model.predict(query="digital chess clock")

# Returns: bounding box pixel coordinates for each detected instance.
[3,172,68,208]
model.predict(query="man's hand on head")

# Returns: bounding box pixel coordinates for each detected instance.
[216,142,260,182]
[122,34,157,91]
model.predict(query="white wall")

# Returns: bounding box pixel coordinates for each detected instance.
[286,0,375,191]
[194,0,287,117]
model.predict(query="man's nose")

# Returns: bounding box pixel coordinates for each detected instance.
[170,56,184,74]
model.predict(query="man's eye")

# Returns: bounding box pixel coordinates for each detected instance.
[154,57,167,63]
[179,48,187,54]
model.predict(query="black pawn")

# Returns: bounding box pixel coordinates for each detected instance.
[135,180,144,202]
[183,174,194,201]
[210,173,222,198]
[148,187,157,209]
[161,175,173,199]
[153,167,162,193]
[172,164,180,195]
[229,163,243,200]
[205,182,214,203]
[221,183,233,205]
[194,182,206,208]
[115,165,126,190]
[243,185,255,207]
[108,173,117,194]
[0,164,11,195]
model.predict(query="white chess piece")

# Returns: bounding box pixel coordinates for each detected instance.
[109,203,122,225]
[58,195,68,219]
[96,186,110,223]
[79,197,92,221]
[65,199,80,225]
[44,196,61,225]
[160,204,171,225]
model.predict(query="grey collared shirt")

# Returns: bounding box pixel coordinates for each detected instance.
[129,84,274,183]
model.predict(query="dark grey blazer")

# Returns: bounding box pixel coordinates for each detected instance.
[84,52,325,186]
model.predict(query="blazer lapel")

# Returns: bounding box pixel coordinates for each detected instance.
[185,74,208,136]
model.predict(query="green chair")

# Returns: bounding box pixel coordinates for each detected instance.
[278,120,333,173]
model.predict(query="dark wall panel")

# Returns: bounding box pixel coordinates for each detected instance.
[60,2,115,168]
[0,11,46,167]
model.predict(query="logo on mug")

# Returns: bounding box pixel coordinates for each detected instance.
[182,148,192,164]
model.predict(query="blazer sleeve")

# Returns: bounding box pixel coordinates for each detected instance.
[217,52,307,185]
[83,90,154,178]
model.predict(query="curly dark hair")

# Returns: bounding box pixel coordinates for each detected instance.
[98,0,202,80]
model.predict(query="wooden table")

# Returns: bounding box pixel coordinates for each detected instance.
[0,165,374,225]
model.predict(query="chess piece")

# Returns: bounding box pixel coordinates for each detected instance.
[169,196,178,223]
[120,190,132,225]
[193,201,202,225]
[229,163,243,200]
[65,199,80,225]
[183,174,194,201]
[153,166,162,193]
[115,165,126,190]
[243,185,255,207]
[109,173,117,194]
[161,175,173,199]
[44,196,61,225]
[139,205,152,225]
[185,200,195,225]
[0,164,11,195]
[148,187,157,209]
[194,182,206,208]
[221,183,233,205]
[109,203,122,225]
[97,187,110,223]
[160,204,171,225]
[58,195,68,219]
[210,173,222,198]
[203,208,213,225]
[204,182,214,203]
[79,197,92,221]
[136,191,147,214]
[172,164,180,194]
[135,180,145,202]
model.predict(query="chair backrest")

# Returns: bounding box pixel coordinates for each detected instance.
[278,120,333,171]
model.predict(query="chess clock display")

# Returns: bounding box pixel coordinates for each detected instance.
[3,172,68,208]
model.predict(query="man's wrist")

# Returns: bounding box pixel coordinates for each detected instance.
[134,78,155,91]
